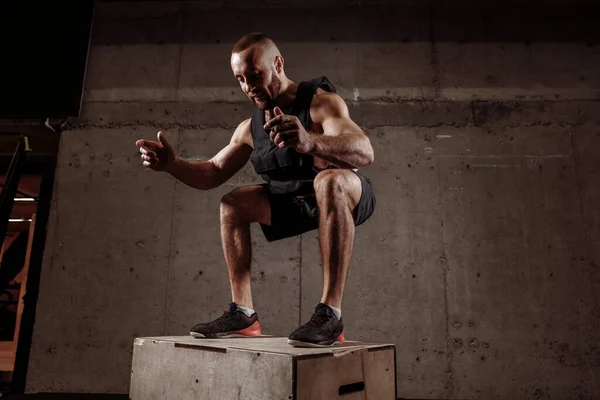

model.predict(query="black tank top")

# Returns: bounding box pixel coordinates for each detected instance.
[249,76,337,196]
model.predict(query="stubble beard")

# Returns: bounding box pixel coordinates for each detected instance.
[263,74,282,111]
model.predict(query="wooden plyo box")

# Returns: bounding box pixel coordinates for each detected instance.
[130,336,396,400]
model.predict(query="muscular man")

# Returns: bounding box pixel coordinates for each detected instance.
[135,33,376,347]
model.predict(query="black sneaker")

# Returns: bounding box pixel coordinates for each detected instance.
[287,303,345,347]
[190,302,261,338]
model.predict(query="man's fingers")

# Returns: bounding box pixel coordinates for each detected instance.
[264,115,284,130]
[137,140,160,151]
[273,131,298,146]
[277,138,299,148]
[137,135,167,170]
[136,139,158,148]
[139,146,159,169]
[269,123,295,141]
[139,146,156,157]
[272,122,295,134]
[264,113,293,130]
[142,156,159,168]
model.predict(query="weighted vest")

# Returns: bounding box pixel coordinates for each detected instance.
[249,76,337,195]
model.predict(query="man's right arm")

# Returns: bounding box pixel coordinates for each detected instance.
[165,119,253,190]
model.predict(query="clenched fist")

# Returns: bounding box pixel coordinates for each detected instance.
[135,131,175,171]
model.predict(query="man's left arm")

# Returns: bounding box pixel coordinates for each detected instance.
[308,93,374,169]
[264,94,374,169]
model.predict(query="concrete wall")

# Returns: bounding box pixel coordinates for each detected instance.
[26,1,600,399]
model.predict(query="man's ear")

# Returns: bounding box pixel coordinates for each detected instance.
[274,55,284,73]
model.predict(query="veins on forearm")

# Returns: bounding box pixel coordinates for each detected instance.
[308,132,373,169]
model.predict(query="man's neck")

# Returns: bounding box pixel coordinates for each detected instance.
[267,79,297,115]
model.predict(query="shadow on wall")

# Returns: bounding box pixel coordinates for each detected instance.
[91,0,600,45]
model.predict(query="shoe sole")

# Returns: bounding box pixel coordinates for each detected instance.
[190,332,257,339]
[287,331,345,348]
[287,339,344,348]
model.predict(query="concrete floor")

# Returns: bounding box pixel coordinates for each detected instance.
[1,395,127,400]
[18,1,600,399]
[0,395,420,400]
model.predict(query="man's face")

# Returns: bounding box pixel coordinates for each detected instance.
[231,47,282,110]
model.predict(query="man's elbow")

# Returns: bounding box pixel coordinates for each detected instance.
[352,150,374,168]
[196,162,220,190]
[365,148,375,165]
[360,140,375,167]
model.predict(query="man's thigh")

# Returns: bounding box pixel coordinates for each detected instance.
[222,185,271,225]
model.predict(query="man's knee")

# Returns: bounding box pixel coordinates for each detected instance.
[220,186,270,225]
[221,191,238,221]
[314,170,349,202]
[220,188,250,223]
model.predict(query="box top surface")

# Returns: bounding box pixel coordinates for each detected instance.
[136,336,394,357]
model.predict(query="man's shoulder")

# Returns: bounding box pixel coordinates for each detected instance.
[309,90,348,123]
[231,118,253,147]
[237,117,251,130]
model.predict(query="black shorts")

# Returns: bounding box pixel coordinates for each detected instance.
[259,170,376,242]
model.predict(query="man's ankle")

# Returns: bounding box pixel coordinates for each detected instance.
[236,304,255,317]
[323,303,341,320]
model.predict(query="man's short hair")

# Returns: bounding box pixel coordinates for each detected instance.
[232,32,274,53]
